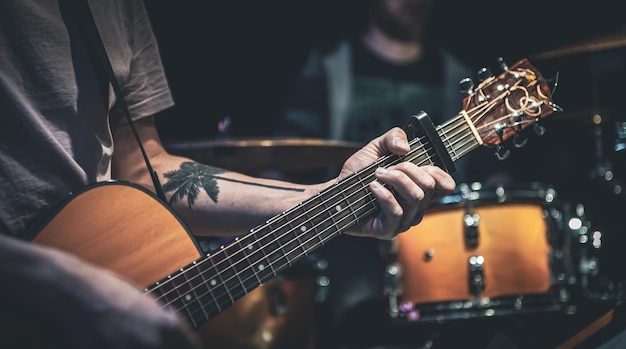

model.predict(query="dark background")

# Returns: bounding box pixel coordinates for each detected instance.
[144,0,626,140]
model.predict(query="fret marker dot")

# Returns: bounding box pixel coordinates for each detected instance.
[247,243,254,250]
[258,264,265,271]
[335,205,342,211]
[210,279,217,286]
[185,294,192,302]
[300,225,307,232]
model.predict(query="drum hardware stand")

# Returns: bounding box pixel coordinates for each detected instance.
[589,115,625,200]
[462,184,480,248]
[468,255,486,298]
[384,262,402,319]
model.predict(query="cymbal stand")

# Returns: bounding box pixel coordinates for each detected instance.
[589,115,626,201]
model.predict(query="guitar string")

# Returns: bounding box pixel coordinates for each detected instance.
[151,125,471,322]
[154,72,546,321]
[158,105,526,323]
[153,107,487,320]
[151,91,528,320]
[155,92,530,320]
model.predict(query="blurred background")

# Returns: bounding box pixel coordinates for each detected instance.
[143,1,626,348]
[145,0,625,140]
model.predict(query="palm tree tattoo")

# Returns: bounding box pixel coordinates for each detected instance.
[162,162,304,207]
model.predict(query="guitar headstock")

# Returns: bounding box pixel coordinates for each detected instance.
[461,58,560,152]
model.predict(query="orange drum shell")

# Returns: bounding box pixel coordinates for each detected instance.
[196,277,316,349]
[395,203,552,305]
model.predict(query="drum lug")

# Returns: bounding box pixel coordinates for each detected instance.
[464,213,480,248]
[469,255,486,297]
[384,263,402,318]
[461,184,480,248]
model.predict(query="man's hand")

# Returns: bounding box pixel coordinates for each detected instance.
[339,127,456,239]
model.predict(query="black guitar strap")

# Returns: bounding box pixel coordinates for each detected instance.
[62,0,167,202]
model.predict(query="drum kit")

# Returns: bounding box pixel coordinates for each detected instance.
[163,31,626,349]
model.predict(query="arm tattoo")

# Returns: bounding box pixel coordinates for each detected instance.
[162,162,304,207]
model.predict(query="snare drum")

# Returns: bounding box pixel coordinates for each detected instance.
[386,182,580,323]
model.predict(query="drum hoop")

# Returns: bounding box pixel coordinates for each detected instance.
[435,182,558,208]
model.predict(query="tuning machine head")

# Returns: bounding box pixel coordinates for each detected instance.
[460,77,475,96]
[497,57,509,71]
[513,134,528,148]
[534,122,546,136]
[477,67,493,82]
[495,144,510,160]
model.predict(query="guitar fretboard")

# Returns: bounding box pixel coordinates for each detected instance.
[145,112,484,329]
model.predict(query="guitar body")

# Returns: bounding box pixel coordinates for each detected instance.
[30,181,202,288]
[1,181,203,349]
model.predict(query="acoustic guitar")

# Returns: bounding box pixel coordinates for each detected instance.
[3,58,558,348]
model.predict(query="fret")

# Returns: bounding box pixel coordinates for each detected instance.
[284,202,321,252]
[266,218,292,268]
[253,229,280,282]
[343,173,371,224]
[194,258,223,318]
[151,275,186,322]
[436,115,481,163]
[321,200,340,242]
[438,123,459,162]
[167,270,199,327]
[296,200,316,253]
[320,187,343,239]
[220,244,254,300]
[235,237,264,285]
[409,139,434,167]
[206,253,235,310]
[267,226,296,274]
[286,198,331,261]
[182,262,210,324]
[287,206,310,257]
[326,181,356,233]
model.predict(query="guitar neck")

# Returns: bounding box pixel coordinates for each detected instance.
[146,112,481,329]
[148,58,563,329]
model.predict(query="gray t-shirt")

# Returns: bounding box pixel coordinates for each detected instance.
[0,0,174,237]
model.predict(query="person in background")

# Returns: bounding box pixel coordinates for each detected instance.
[275,0,476,182]
[273,0,491,347]
[0,1,456,349]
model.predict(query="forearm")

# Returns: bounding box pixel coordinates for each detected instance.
[133,152,328,236]
[111,116,330,237]
[113,118,456,241]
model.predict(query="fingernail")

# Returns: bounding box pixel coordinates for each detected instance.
[394,138,409,150]
[376,167,388,175]
[370,181,383,190]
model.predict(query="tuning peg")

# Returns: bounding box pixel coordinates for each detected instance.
[534,123,546,136]
[497,57,509,71]
[459,77,474,96]
[477,67,493,82]
[513,134,528,148]
[495,145,510,160]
